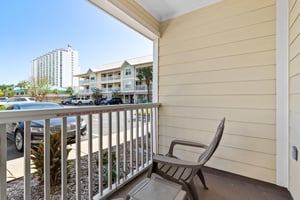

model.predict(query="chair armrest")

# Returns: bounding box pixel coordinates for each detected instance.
[153,154,200,169]
[167,140,208,157]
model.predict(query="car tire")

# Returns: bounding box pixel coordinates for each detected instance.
[15,130,24,152]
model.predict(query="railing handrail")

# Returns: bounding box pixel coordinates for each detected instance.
[0,103,160,123]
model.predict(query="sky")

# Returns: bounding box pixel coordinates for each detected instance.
[0,0,153,85]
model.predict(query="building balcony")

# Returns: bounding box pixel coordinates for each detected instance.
[101,76,121,83]
[101,87,121,93]
[79,79,95,86]
[1,104,292,200]
[135,85,152,91]
[79,89,93,95]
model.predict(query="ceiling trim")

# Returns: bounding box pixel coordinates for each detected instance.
[88,0,159,40]
[135,0,222,22]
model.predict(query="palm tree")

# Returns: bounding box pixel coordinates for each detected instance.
[16,80,29,89]
[66,87,74,96]
[136,66,152,103]
[27,77,50,101]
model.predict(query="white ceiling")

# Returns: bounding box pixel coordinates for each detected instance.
[135,0,222,22]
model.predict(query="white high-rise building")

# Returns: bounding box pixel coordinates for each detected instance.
[31,45,80,90]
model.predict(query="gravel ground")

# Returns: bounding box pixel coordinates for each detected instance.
[7,153,100,200]
[6,140,146,200]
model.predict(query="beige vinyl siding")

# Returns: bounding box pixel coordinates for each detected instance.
[158,0,276,183]
[289,0,300,199]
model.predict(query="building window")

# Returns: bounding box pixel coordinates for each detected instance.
[125,68,131,75]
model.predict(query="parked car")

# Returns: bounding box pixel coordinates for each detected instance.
[0,97,8,102]
[61,97,75,105]
[71,97,93,105]
[94,98,106,105]
[100,97,123,105]
[0,97,9,106]
[5,102,87,152]
[8,97,35,102]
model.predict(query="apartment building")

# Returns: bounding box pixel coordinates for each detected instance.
[31,45,80,91]
[76,55,152,104]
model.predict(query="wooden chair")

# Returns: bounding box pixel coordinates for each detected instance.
[148,118,225,200]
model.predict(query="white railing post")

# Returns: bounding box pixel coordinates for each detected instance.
[135,108,139,171]
[24,121,31,200]
[153,107,159,154]
[116,111,120,184]
[130,109,134,175]
[123,110,127,179]
[108,112,112,189]
[146,109,149,164]
[61,117,67,199]
[76,116,82,200]
[87,114,93,200]
[98,113,103,196]
[141,108,145,168]
[150,108,154,161]
[0,124,7,200]
[44,119,51,200]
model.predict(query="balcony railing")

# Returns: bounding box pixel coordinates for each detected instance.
[80,79,96,85]
[135,85,146,91]
[135,85,152,91]
[79,89,93,95]
[101,76,121,82]
[0,103,159,200]
[101,87,121,93]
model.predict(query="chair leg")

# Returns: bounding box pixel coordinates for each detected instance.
[147,162,158,178]
[180,181,194,200]
[197,169,208,190]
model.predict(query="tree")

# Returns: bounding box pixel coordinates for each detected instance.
[92,88,102,99]
[112,90,121,98]
[52,89,59,95]
[136,66,153,103]
[16,80,30,95]
[27,77,50,101]
[0,84,15,97]
[66,87,74,96]
[16,80,29,89]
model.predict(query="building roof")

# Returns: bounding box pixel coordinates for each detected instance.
[126,55,153,65]
[75,55,153,76]
[92,60,125,72]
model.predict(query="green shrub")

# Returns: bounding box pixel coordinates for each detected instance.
[31,131,71,186]
[97,150,125,184]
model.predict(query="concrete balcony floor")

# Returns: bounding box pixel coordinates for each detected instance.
[109,167,292,200]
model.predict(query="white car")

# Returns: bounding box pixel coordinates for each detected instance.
[1,97,36,108]
[71,97,93,105]
[8,97,35,103]
[0,97,9,107]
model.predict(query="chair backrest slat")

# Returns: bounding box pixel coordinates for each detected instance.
[198,118,225,165]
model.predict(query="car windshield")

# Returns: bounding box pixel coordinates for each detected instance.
[0,98,8,102]
[19,103,62,110]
